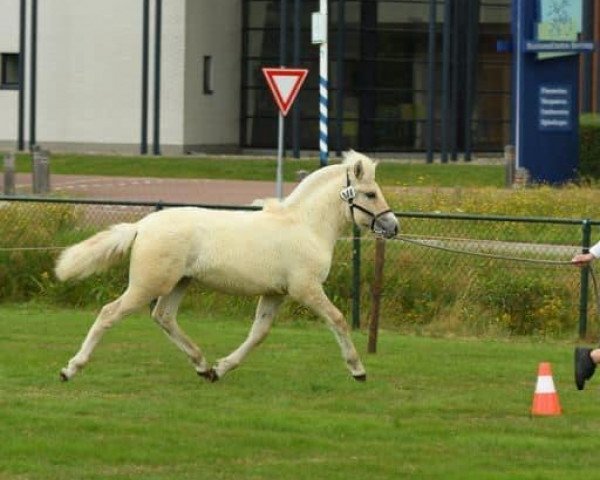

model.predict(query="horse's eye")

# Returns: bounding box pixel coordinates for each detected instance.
[365,192,377,199]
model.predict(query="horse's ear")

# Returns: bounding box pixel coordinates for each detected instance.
[342,149,356,160]
[354,160,364,180]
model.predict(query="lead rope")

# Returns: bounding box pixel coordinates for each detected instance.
[590,266,600,328]
[391,235,572,265]
[391,234,600,331]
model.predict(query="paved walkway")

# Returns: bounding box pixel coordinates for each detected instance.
[11,173,299,205]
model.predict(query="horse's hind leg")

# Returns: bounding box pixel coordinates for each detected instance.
[60,287,151,381]
[211,294,284,381]
[290,283,366,381]
[151,277,211,377]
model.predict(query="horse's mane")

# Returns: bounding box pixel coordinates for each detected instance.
[252,197,285,213]
[282,150,376,208]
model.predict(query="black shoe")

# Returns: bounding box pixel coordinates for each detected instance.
[575,347,596,390]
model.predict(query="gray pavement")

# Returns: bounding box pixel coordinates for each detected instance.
[10,173,299,205]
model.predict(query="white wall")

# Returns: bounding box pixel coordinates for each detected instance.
[160,0,186,150]
[0,0,235,153]
[37,0,143,148]
[0,0,21,144]
[183,0,241,150]
[11,0,186,152]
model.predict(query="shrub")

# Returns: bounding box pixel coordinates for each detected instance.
[579,114,600,180]
[0,203,128,305]
[0,200,591,339]
[356,238,581,338]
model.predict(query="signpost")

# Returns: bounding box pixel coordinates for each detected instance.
[262,67,308,199]
[311,0,328,167]
[512,0,595,184]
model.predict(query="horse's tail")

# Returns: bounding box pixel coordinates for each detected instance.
[55,222,139,281]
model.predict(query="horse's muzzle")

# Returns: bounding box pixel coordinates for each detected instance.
[373,212,399,239]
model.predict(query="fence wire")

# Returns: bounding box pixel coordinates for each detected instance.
[0,196,598,339]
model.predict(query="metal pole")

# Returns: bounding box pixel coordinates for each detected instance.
[280,0,287,66]
[441,0,451,163]
[292,0,300,158]
[29,0,38,149]
[351,224,361,329]
[276,113,284,199]
[504,144,515,188]
[463,0,479,162]
[335,0,345,157]
[319,0,329,167]
[3,153,16,196]
[426,0,437,163]
[581,0,593,113]
[280,0,287,158]
[240,0,249,148]
[514,0,524,169]
[18,0,26,151]
[596,0,600,113]
[32,148,50,194]
[153,0,162,156]
[140,0,150,154]
[579,220,592,338]
[358,1,376,151]
[450,0,459,161]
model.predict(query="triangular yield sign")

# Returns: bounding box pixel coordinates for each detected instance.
[262,67,309,116]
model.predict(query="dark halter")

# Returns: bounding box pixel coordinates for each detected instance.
[340,170,392,234]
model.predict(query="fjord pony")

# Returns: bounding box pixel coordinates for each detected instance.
[55,150,399,382]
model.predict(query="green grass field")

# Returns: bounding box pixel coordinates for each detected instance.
[3,153,600,478]
[1,304,600,479]
[12,152,506,188]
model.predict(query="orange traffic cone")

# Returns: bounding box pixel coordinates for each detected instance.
[531,362,562,416]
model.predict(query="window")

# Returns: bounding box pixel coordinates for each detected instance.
[1,53,20,90]
[203,55,214,95]
[241,0,512,152]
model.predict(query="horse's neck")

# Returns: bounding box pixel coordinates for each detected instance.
[285,169,348,246]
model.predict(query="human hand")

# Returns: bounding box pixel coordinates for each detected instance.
[571,253,596,266]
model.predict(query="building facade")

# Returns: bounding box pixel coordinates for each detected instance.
[0,0,241,154]
[0,0,598,156]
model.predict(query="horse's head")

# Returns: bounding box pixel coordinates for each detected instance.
[340,151,399,239]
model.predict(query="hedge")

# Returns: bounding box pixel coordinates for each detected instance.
[579,114,600,180]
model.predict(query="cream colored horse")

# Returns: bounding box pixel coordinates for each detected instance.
[55,150,399,382]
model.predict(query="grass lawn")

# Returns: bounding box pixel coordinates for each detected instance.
[12,153,506,188]
[1,304,599,479]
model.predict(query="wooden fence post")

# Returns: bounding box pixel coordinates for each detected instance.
[352,225,361,329]
[368,237,386,353]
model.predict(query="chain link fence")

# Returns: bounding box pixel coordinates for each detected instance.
[363,213,598,339]
[1,196,599,339]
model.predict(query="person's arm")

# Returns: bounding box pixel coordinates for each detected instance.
[572,241,600,266]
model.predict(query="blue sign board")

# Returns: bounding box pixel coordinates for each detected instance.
[538,84,571,131]
[524,41,595,53]
[512,0,594,183]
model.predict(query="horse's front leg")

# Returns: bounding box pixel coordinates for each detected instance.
[289,283,366,381]
[210,294,284,381]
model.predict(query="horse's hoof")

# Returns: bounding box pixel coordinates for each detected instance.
[197,368,219,383]
[59,370,69,382]
[353,373,367,382]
